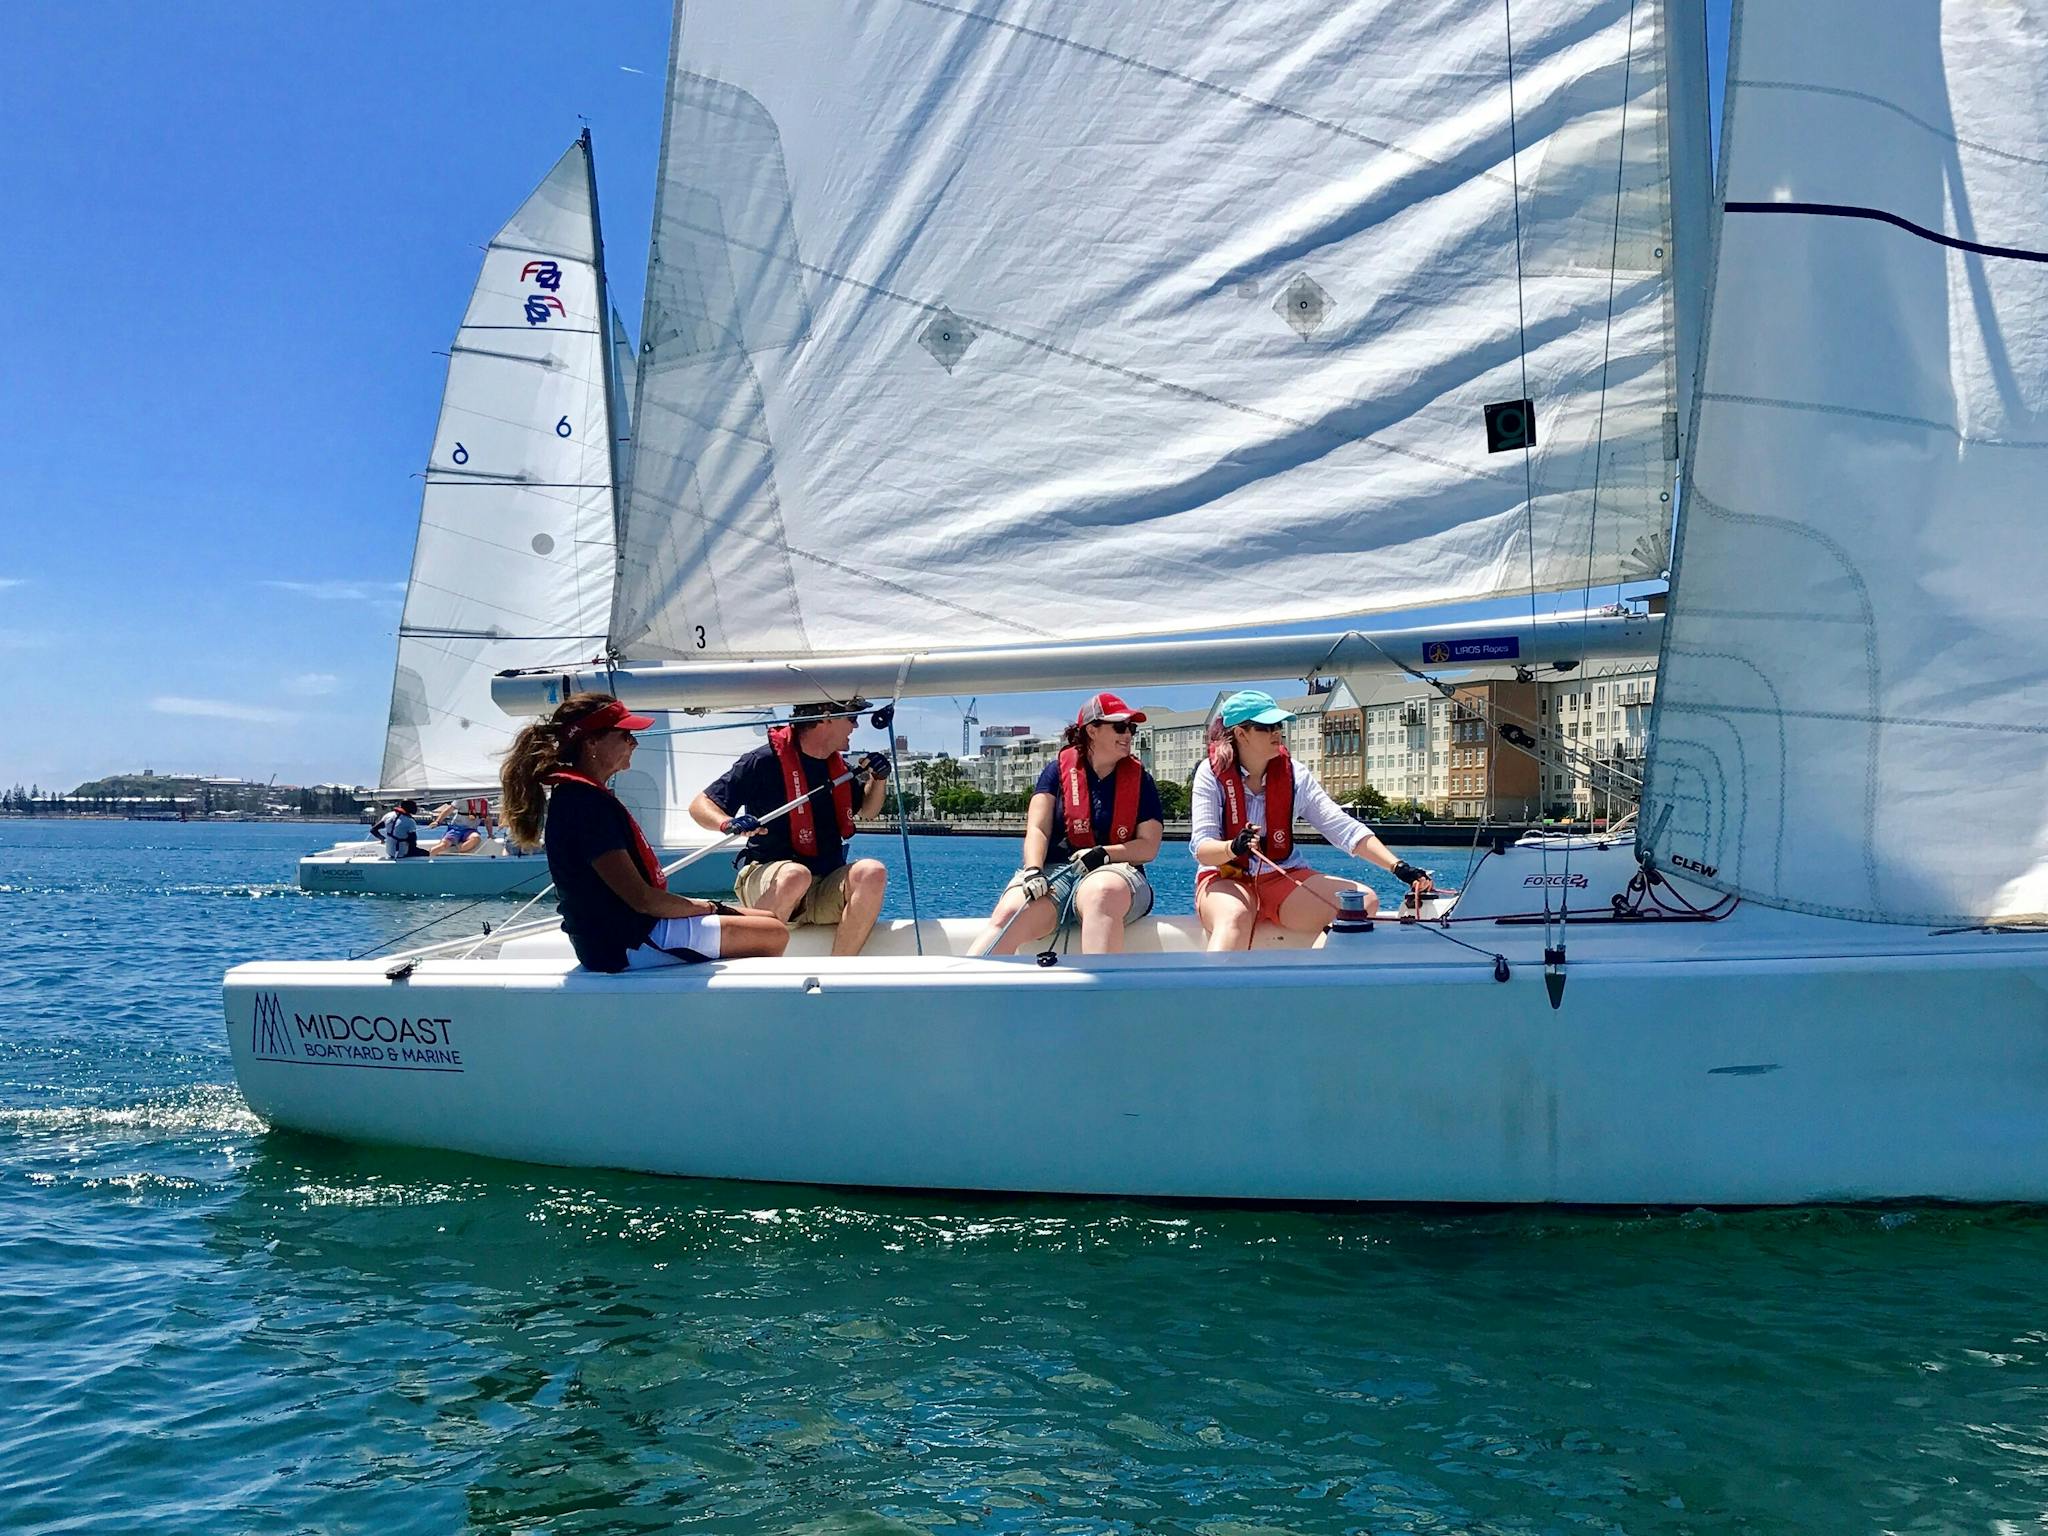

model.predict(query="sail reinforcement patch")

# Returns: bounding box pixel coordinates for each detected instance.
[918,308,978,373]
[1275,274,1332,340]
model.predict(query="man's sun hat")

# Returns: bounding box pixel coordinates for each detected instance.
[1077,691,1147,725]
[1219,690,1296,728]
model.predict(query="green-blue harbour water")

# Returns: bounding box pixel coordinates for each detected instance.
[5,819,2047,1533]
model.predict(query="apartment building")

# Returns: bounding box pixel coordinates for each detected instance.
[1536,657,1657,817]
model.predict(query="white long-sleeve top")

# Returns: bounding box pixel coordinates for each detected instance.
[1189,758,1374,870]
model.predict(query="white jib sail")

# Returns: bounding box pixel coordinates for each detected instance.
[612,0,1702,662]
[1643,1,2048,925]
[380,138,619,794]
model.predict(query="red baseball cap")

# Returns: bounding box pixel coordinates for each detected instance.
[562,698,655,740]
[1077,691,1146,726]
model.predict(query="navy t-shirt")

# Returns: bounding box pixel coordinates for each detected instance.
[543,779,657,973]
[703,743,852,876]
[1032,758,1165,863]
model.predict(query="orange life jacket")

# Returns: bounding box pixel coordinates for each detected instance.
[1212,742,1294,875]
[545,770,665,889]
[768,725,854,857]
[1059,746,1142,848]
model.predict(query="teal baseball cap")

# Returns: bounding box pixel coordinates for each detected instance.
[1220,690,1295,728]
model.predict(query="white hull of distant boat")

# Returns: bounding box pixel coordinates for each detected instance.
[295,836,736,898]
[229,842,2048,1204]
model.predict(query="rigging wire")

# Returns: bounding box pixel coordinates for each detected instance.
[1498,0,1556,969]
[1570,0,1643,905]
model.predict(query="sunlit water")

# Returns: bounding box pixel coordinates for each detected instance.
[4,820,2047,1532]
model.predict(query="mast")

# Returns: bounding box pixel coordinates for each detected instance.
[580,126,629,595]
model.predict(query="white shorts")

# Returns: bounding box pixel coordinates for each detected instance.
[622,914,723,968]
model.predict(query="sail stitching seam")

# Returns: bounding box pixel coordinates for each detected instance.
[899,0,1515,189]
[1699,391,2048,450]
[1662,646,1787,889]
[654,212,1518,488]
[1684,483,1882,905]
[1733,79,2048,171]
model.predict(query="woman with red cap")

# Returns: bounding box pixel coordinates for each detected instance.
[500,693,788,972]
[969,691,1164,956]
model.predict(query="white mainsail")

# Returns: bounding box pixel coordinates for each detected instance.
[1643,2,2048,924]
[380,137,620,794]
[611,0,1706,663]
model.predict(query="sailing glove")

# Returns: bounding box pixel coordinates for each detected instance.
[1016,867,1051,903]
[860,752,892,781]
[1393,860,1429,887]
[1228,824,1262,860]
[722,814,760,835]
[1070,846,1110,873]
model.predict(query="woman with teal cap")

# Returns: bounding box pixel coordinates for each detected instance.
[1191,690,1434,951]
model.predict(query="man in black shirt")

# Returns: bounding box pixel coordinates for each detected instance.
[689,701,891,955]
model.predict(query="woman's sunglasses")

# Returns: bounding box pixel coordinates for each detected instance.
[1094,720,1137,735]
[1240,721,1285,734]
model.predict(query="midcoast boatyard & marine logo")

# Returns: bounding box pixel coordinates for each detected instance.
[250,993,464,1072]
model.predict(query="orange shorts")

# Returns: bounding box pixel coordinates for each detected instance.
[1197,867,1305,925]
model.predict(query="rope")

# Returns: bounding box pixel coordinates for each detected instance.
[884,664,924,955]
[346,850,557,961]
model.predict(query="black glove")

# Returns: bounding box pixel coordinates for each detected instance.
[721,813,760,835]
[860,751,892,781]
[1393,860,1429,887]
[1070,845,1109,873]
[1015,866,1051,903]
[1228,824,1262,860]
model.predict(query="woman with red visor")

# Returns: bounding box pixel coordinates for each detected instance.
[500,693,788,972]
[969,691,1164,956]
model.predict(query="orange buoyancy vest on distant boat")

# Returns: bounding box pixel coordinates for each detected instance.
[769,725,854,857]
[544,770,665,888]
[1058,747,1143,848]
[1212,742,1294,874]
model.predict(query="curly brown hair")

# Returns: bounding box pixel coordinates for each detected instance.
[498,692,622,850]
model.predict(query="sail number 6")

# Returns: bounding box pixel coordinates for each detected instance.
[556,416,573,438]
[451,443,469,465]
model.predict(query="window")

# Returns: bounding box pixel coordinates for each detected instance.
[1597,686,1606,704]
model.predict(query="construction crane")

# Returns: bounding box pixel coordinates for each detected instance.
[952,696,979,758]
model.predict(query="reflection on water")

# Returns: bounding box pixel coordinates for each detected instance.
[5,823,2048,1532]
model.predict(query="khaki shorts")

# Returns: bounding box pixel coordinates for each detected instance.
[1019,861,1154,924]
[735,860,855,925]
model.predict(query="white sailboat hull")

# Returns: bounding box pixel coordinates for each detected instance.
[224,902,2048,1205]
[295,840,735,898]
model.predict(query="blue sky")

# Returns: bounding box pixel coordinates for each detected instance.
[2,1,1729,792]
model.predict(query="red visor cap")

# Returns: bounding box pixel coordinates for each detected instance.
[1077,691,1146,726]
[566,699,655,738]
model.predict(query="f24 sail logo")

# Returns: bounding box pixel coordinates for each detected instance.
[520,260,562,291]
[251,992,298,1059]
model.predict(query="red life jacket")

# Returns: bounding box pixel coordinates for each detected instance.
[545,770,665,889]
[768,725,854,857]
[1059,746,1143,848]
[462,796,490,821]
[1212,742,1294,873]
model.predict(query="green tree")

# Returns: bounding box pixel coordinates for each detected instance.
[1155,777,1189,819]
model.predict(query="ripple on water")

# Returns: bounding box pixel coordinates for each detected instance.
[7,823,2048,1532]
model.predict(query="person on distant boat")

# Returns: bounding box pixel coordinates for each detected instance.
[424,796,494,855]
[688,700,891,957]
[969,692,1164,956]
[1192,690,1433,951]
[380,799,426,860]
[501,693,788,972]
